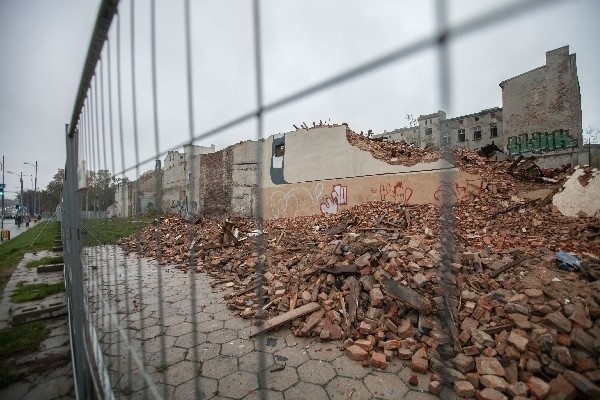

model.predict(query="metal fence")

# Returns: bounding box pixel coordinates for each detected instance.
[61,0,563,398]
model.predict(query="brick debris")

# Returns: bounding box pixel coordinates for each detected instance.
[120,150,600,399]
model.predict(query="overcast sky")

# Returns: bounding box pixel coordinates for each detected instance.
[1,0,599,200]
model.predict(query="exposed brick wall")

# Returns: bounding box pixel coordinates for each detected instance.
[199,148,233,216]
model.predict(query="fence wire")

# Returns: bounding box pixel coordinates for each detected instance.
[61,0,562,399]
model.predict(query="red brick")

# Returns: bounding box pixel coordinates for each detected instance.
[507,382,529,398]
[563,370,600,398]
[543,312,572,334]
[383,339,400,350]
[465,372,480,389]
[354,339,373,351]
[507,331,529,352]
[397,348,412,360]
[547,374,576,400]
[480,375,509,392]
[477,387,508,400]
[527,376,550,399]
[454,380,476,398]
[408,373,418,386]
[411,356,428,374]
[346,345,368,361]
[397,318,413,339]
[452,353,476,373]
[370,351,387,369]
[476,357,506,377]
[429,380,441,395]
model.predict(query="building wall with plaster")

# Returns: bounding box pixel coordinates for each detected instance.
[553,167,600,218]
[444,108,503,150]
[500,46,582,155]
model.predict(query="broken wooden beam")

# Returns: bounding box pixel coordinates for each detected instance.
[320,264,359,275]
[381,278,429,312]
[489,255,528,278]
[249,302,321,337]
[300,308,326,335]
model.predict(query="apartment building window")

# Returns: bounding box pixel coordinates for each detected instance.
[474,116,479,122]
[424,119,428,125]
[459,119,463,124]
[458,129,466,142]
[474,126,482,140]
[491,113,496,119]
[490,123,498,137]
[425,128,432,136]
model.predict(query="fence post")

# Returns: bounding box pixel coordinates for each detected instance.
[63,123,92,399]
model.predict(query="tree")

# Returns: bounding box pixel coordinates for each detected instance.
[40,168,65,214]
[583,125,599,144]
[403,114,420,146]
[82,169,117,212]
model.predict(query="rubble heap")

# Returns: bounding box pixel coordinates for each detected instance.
[119,155,600,399]
[345,127,441,167]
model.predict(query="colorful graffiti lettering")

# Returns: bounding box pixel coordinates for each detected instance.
[369,181,413,205]
[270,183,324,218]
[320,184,348,215]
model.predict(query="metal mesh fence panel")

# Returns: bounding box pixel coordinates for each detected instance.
[60,0,565,399]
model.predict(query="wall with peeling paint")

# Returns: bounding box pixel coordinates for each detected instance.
[500,46,582,153]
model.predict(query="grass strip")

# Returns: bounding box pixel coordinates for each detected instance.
[25,255,64,269]
[11,282,65,303]
[0,221,59,292]
[0,321,49,358]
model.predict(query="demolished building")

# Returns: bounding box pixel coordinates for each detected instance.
[378,46,596,169]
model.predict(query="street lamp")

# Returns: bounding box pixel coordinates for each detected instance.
[24,161,37,217]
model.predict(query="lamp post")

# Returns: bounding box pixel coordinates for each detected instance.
[24,161,37,217]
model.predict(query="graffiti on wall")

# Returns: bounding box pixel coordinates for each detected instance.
[170,198,197,216]
[320,184,348,214]
[433,178,485,202]
[367,181,413,205]
[270,183,324,218]
[508,129,577,156]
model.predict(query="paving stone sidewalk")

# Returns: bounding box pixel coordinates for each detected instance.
[87,246,458,399]
[0,250,73,400]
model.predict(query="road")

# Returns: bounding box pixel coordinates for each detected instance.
[0,217,38,244]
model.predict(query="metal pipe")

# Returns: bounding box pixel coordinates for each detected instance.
[1,156,4,234]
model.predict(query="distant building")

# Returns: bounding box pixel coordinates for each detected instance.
[376,46,583,163]
[443,108,503,150]
[500,45,582,156]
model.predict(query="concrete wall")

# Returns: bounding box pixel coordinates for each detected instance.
[553,167,600,217]
[264,169,483,219]
[279,126,452,184]
[533,146,600,169]
[500,46,582,154]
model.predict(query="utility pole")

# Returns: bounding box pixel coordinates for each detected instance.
[19,172,23,220]
[1,156,4,234]
[24,161,37,217]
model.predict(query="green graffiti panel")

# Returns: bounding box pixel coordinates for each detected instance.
[509,129,576,155]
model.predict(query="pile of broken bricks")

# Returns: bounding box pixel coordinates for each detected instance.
[118,151,600,399]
